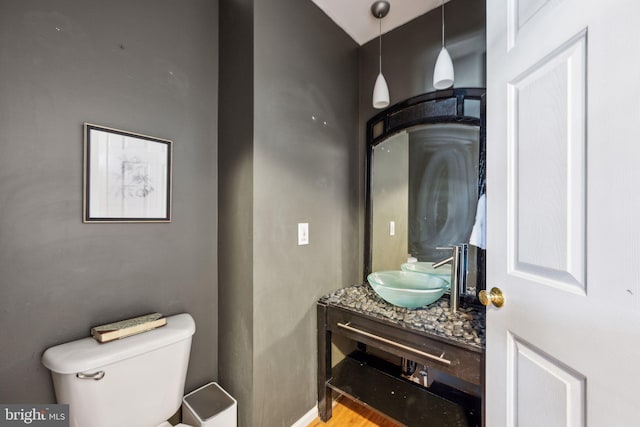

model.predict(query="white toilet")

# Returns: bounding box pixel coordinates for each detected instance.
[42,313,196,427]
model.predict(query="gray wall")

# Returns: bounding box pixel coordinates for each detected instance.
[253,0,360,425]
[218,0,360,425]
[218,0,255,425]
[0,0,219,402]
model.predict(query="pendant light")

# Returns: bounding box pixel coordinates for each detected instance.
[371,1,390,109]
[433,0,454,89]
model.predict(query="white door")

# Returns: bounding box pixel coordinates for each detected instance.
[486,0,640,426]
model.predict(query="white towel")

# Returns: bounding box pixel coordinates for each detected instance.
[469,193,486,250]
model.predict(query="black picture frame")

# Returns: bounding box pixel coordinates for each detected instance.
[83,123,173,223]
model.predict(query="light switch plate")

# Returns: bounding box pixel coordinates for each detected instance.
[298,223,309,245]
[389,221,396,236]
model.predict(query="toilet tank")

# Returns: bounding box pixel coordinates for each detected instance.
[42,313,195,427]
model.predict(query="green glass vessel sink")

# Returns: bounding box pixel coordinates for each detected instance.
[367,270,449,309]
[400,262,451,286]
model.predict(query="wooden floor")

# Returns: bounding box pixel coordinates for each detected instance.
[307,397,401,427]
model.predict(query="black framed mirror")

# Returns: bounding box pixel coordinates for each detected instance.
[364,88,486,302]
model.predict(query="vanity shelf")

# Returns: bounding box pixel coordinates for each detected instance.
[317,284,485,426]
[329,352,480,426]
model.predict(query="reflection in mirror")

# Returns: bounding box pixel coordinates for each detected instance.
[371,131,409,272]
[408,123,479,261]
[365,89,485,300]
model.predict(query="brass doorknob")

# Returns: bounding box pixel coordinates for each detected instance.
[479,287,504,308]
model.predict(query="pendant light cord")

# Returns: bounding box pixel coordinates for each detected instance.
[379,17,382,73]
[441,0,445,48]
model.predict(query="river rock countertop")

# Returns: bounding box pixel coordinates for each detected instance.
[320,283,485,349]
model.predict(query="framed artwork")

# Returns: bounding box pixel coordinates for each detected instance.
[83,123,172,223]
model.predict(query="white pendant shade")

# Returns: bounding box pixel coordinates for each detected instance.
[373,72,390,109]
[433,48,454,90]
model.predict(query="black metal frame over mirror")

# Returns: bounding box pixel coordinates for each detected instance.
[364,88,486,300]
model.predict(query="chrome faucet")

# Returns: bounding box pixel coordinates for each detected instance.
[434,244,468,313]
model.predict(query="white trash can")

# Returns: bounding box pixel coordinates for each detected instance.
[182,382,237,427]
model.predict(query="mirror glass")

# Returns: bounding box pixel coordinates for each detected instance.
[365,89,485,298]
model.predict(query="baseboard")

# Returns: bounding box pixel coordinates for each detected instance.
[291,404,318,427]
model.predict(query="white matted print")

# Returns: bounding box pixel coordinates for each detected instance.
[83,123,172,222]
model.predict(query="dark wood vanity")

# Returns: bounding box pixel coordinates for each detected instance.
[317,284,484,426]
[319,88,488,426]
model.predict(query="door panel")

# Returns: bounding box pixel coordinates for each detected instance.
[507,333,586,427]
[509,0,551,43]
[508,31,587,294]
[507,0,561,50]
